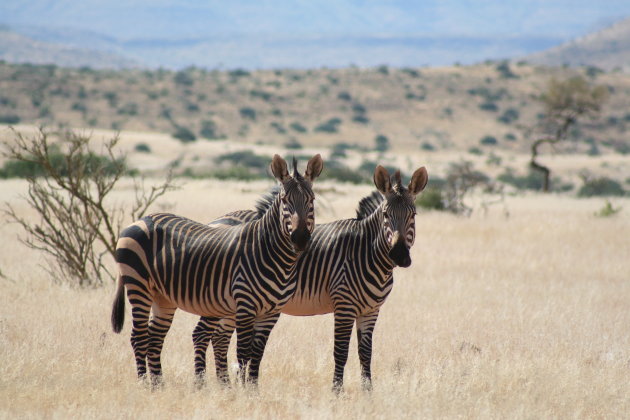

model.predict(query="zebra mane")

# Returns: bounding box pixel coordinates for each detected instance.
[355,191,384,220]
[255,186,280,218]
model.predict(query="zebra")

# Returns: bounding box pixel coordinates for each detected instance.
[111,154,323,386]
[193,164,428,391]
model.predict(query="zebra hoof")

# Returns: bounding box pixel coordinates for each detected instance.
[194,373,206,390]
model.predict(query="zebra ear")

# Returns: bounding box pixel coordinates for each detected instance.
[373,165,392,195]
[304,154,323,182]
[270,154,290,183]
[408,166,428,196]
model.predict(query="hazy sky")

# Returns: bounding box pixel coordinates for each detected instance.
[1,0,629,40]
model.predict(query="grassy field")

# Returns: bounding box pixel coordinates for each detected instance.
[1,177,629,418]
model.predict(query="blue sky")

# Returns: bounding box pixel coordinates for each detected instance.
[1,0,628,41]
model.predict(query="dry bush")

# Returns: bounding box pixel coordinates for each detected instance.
[1,128,175,287]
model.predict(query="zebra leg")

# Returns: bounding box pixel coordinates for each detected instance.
[356,311,379,392]
[249,313,281,384]
[192,317,219,387]
[235,308,256,384]
[332,313,355,393]
[211,318,235,385]
[146,302,177,388]
[126,285,152,380]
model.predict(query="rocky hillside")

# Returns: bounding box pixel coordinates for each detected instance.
[1,61,629,155]
[0,26,137,69]
[525,17,630,71]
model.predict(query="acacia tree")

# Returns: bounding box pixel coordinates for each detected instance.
[2,128,176,287]
[530,76,608,192]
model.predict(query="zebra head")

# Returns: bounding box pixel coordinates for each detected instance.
[270,154,323,252]
[373,165,428,268]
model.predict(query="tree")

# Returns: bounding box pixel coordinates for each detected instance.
[2,128,176,287]
[530,76,608,192]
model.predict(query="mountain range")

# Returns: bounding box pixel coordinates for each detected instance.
[0,1,629,70]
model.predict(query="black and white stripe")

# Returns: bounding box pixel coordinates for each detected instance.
[194,165,428,391]
[111,154,323,385]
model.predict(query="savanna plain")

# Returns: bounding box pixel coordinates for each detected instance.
[1,177,629,419]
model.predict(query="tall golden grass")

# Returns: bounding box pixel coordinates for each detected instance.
[1,179,629,418]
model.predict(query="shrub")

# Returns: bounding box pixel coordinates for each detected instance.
[270,122,287,134]
[284,138,303,149]
[479,101,498,112]
[480,136,498,146]
[290,122,307,133]
[416,187,444,210]
[0,128,174,286]
[421,142,435,151]
[216,150,269,171]
[117,103,138,116]
[134,143,151,153]
[468,147,483,155]
[174,70,194,86]
[173,126,196,142]
[578,177,625,197]
[374,134,390,152]
[209,166,264,181]
[200,120,221,139]
[504,133,517,141]
[337,92,352,101]
[250,89,273,101]
[239,107,257,120]
[315,118,342,133]
[594,200,622,217]
[321,161,367,184]
[496,61,519,79]
[497,108,519,124]
[497,169,543,190]
[352,115,369,124]
[0,114,20,124]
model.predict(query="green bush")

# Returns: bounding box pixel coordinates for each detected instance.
[0,114,20,124]
[497,108,519,124]
[337,92,352,101]
[239,107,257,120]
[480,135,498,145]
[270,122,287,134]
[497,169,543,190]
[200,120,221,139]
[209,166,264,181]
[374,134,390,152]
[173,126,196,142]
[416,187,444,210]
[479,101,498,112]
[134,143,151,153]
[352,115,369,124]
[594,200,622,217]
[320,161,367,184]
[216,150,269,170]
[578,177,625,197]
[421,142,435,151]
[174,70,194,86]
[0,145,125,179]
[289,122,307,133]
[284,138,303,149]
[468,147,483,155]
[314,118,342,133]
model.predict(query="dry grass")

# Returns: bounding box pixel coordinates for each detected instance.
[1,179,629,419]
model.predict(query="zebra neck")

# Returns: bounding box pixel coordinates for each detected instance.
[253,194,297,262]
[361,205,396,274]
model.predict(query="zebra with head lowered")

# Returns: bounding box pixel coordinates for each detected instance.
[193,165,428,391]
[111,154,323,386]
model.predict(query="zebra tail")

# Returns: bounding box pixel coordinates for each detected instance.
[111,275,125,333]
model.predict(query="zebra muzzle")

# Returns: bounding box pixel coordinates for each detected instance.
[388,237,411,268]
[290,228,311,252]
